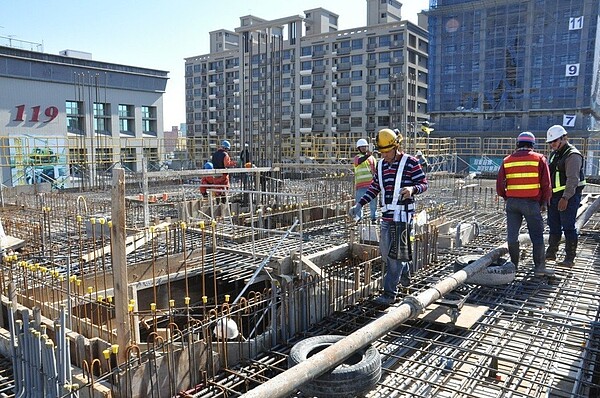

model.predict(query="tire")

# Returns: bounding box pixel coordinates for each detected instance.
[453,255,516,286]
[288,335,382,398]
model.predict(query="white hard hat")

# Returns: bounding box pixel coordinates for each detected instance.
[356,138,369,148]
[546,125,567,143]
[213,318,239,340]
[416,150,423,156]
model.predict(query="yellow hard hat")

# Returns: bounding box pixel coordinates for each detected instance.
[376,129,402,153]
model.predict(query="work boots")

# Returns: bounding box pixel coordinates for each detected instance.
[533,241,555,277]
[507,242,520,269]
[558,239,577,267]
[533,263,555,277]
[545,234,561,261]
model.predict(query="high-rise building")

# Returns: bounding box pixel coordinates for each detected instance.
[427,0,600,138]
[185,1,428,165]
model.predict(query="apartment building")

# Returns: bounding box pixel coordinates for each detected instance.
[185,0,428,165]
[0,43,168,189]
[427,0,600,138]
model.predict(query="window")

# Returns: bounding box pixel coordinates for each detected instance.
[119,104,135,135]
[141,106,157,136]
[351,101,363,111]
[66,101,84,134]
[143,147,160,171]
[352,39,363,50]
[351,86,363,96]
[95,147,113,173]
[351,117,362,127]
[351,54,363,65]
[94,103,111,135]
[351,70,363,80]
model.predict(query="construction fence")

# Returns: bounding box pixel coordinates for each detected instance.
[0,134,600,190]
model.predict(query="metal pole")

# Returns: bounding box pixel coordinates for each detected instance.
[241,237,535,398]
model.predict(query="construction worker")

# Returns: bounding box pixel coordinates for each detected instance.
[415,150,429,173]
[496,132,554,276]
[353,138,378,222]
[211,140,237,201]
[200,160,215,197]
[545,125,586,266]
[349,128,428,305]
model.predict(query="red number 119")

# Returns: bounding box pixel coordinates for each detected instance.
[14,104,59,123]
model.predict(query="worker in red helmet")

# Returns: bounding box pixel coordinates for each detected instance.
[496,131,553,277]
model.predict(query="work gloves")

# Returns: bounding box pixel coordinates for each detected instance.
[348,204,362,221]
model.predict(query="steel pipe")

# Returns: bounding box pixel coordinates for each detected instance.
[239,237,531,398]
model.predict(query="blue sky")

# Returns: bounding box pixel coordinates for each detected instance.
[1,0,429,131]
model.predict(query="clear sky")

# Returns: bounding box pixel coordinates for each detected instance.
[1,0,429,131]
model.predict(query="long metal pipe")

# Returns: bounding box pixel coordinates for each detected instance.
[240,237,530,398]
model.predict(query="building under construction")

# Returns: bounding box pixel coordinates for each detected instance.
[0,159,598,397]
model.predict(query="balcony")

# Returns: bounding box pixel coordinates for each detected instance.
[366,92,376,100]
[336,109,351,117]
[366,60,377,68]
[336,62,351,71]
[366,122,376,130]
[312,124,325,132]
[313,50,325,58]
[366,107,376,115]
[312,109,325,118]
[337,78,351,86]
[367,43,377,51]
[367,76,377,84]
[337,93,351,101]
[312,80,325,88]
[336,123,350,131]
[390,57,403,65]
[313,65,326,74]
[312,95,326,103]
[336,47,351,55]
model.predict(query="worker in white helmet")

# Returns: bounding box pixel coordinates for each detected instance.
[544,125,586,266]
[349,129,428,305]
[353,138,378,222]
[415,150,429,173]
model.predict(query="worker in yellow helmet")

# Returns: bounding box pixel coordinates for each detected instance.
[349,128,428,305]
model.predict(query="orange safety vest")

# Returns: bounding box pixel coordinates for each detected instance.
[503,151,543,198]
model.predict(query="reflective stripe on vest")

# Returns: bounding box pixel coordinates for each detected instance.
[503,153,541,198]
[549,145,586,193]
[354,156,375,187]
[378,154,414,221]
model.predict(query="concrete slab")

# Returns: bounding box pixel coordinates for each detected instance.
[418,303,489,329]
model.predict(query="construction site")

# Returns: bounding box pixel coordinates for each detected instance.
[0,142,599,398]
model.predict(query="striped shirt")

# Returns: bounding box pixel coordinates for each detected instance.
[358,152,428,222]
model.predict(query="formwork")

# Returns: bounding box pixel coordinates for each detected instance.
[0,166,597,398]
